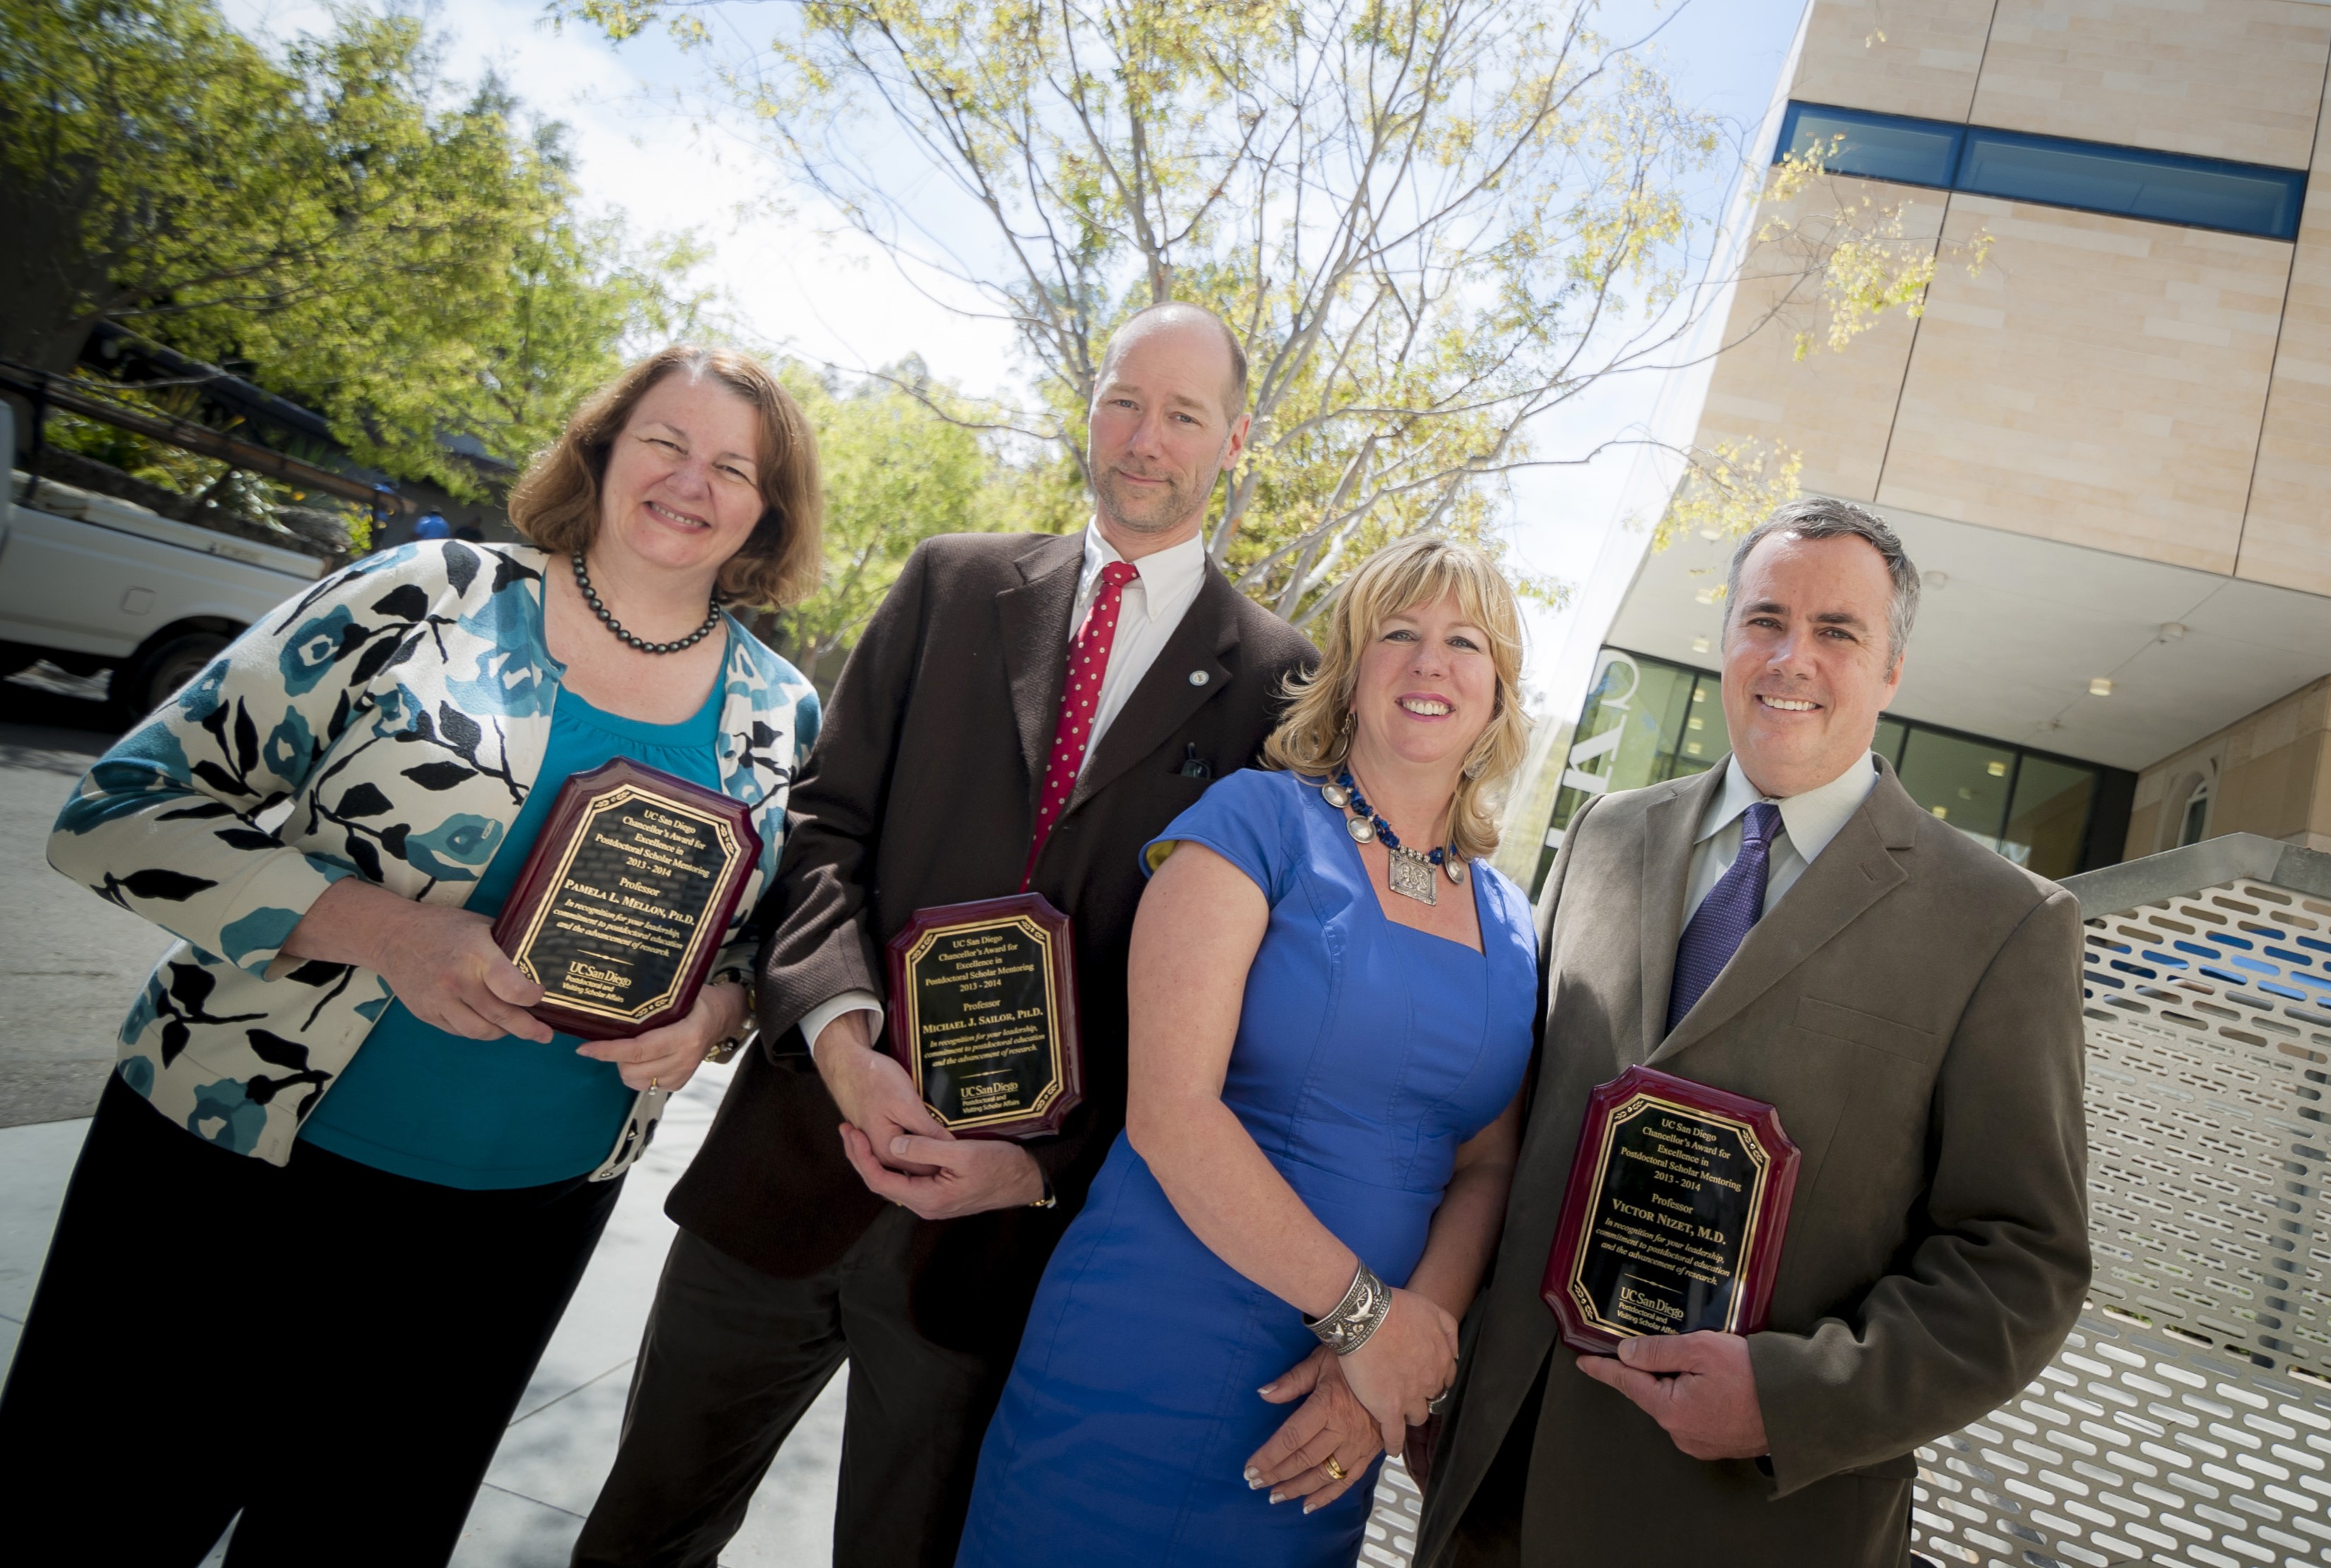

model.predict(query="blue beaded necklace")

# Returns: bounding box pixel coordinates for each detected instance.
[1320,770,1462,904]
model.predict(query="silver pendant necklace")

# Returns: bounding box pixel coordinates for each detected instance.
[1322,771,1463,906]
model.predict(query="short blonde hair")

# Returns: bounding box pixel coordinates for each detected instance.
[1265,536,1530,864]
[506,345,824,610]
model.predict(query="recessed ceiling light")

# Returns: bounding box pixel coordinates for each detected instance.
[1690,636,1710,654]
[2089,677,2113,697]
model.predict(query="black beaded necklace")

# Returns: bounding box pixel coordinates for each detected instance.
[572,550,719,655]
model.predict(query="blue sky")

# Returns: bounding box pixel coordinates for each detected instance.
[223,0,1811,710]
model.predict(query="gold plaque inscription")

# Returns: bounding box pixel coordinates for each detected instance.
[899,915,1064,1130]
[509,786,742,1024]
[1567,1095,1772,1340]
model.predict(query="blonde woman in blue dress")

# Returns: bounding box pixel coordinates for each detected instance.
[955,537,1539,1567]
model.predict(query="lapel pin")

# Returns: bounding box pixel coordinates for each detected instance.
[1188,670,1209,686]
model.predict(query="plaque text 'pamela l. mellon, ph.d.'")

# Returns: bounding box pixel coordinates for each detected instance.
[1543,1066,1800,1355]
[492,760,760,1042]
[886,893,1083,1141]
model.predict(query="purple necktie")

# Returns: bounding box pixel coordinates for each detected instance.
[1667,802,1782,1033]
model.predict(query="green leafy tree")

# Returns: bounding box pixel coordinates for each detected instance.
[770,360,1002,683]
[564,0,1941,626]
[0,0,708,496]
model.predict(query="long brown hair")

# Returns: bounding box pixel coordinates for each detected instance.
[506,345,824,610]
[1264,536,1530,863]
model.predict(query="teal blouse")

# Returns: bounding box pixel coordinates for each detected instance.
[299,677,726,1189]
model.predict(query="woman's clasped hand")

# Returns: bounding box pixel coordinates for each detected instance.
[1241,1281,1457,1513]
[288,877,553,1043]
[1339,1284,1461,1446]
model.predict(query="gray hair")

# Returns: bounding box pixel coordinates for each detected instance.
[1723,497,1920,666]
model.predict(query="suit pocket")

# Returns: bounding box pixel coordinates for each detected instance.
[1796,995,1940,1064]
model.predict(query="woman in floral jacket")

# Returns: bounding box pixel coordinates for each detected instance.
[0,347,824,1567]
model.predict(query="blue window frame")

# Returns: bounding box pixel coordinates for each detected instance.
[1779,102,1961,190]
[1774,101,2306,242]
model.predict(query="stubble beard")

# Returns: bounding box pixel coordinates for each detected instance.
[1095,468,1206,539]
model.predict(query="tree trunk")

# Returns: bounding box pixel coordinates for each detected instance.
[0,179,107,377]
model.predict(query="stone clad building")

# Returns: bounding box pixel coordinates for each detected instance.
[1543,0,2331,887]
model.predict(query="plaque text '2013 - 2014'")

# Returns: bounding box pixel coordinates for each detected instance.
[1571,1099,1769,1339]
[904,920,1061,1128]
[518,795,733,1021]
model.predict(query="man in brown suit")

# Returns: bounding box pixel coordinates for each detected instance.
[572,302,1315,1568]
[1417,499,2089,1567]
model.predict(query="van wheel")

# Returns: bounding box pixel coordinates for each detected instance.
[115,631,232,723]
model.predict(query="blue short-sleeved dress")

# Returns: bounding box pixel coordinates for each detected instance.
[954,767,1538,1568]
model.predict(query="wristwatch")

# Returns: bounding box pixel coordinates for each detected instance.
[703,968,759,1065]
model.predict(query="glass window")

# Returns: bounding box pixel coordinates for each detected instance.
[2002,756,2095,880]
[1534,649,2123,896]
[1675,674,1729,773]
[2178,778,2212,847]
[1772,102,2309,242]
[1781,103,1959,189]
[1895,730,2016,850]
[1958,129,2304,241]
[1544,653,1696,843]
[1873,717,1909,768]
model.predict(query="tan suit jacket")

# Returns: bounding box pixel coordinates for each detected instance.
[1418,756,2089,1567]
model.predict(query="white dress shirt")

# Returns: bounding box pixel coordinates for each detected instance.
[1682,753,1880,927]
[800,525,1213,1058]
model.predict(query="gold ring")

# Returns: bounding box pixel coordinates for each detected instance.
[1320,1457,1346,1483]
[649,1076,660,1093]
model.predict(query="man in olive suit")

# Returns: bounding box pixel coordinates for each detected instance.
[1418,499,2090,1566]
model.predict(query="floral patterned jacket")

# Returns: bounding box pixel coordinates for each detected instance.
[48,540,818,1165]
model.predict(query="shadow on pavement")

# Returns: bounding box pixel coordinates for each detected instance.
[1,664,124,756]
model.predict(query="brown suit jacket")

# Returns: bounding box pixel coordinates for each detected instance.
[667,531,1316,1353]
[1418,756,2090,1568]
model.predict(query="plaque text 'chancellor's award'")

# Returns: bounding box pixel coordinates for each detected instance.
[886,893,1081,1141]
[1541,1065,1800,1355]
[491,759,760,1042]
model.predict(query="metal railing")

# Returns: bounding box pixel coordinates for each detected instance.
[1915,834,2331,1568]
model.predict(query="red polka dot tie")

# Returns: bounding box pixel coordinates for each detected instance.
[1024,561,1140,888]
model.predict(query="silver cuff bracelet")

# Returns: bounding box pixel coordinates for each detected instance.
[1304,1261,1391,1355]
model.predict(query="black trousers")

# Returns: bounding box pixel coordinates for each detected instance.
[0,1073,623,1567]
[571,1213,1010,1568]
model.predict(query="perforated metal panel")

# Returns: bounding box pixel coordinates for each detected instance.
[1365,1456,1422,1565]
[1359,843,2331,1568]
[1914,869,2331,1567]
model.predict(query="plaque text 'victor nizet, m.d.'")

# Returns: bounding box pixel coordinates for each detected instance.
[1542,1066,1800,1355]
[1572,1099,1764,1338]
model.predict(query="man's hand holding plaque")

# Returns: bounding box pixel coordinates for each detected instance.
[884,893,1082,1141]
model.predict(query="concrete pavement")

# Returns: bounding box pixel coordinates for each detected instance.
[0,702,165,1128]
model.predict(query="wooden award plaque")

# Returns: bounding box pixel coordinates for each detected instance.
[490,759,760,1042]
[885,893,1081,1141]
[1541,1065,1800,1355]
